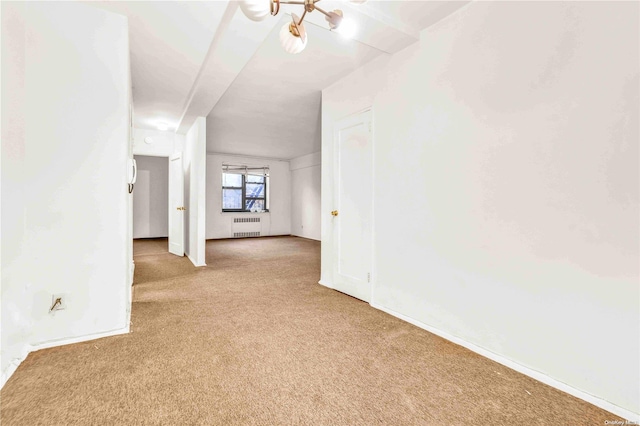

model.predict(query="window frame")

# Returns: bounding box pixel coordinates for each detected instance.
[222,173,268,213]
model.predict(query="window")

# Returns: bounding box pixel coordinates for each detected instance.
[222,172,268,212]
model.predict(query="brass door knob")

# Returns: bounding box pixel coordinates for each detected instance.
[331,210,338,216]
[177,206,186,211]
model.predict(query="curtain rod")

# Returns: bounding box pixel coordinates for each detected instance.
[223,163,270,174]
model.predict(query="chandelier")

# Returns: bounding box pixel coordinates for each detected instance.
[239,0,364,54]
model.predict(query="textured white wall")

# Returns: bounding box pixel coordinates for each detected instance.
[322,1,638,416]
[1,2,131,386]
[206,154,291,239]
[291,152,321,241]
[133,156,169,239]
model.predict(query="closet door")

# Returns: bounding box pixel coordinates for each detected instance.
[331,110,373,302]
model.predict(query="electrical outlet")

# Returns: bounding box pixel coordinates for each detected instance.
[50,294,67,312]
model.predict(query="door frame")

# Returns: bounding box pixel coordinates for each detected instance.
[131,153,177,253]
[331,108,374,303]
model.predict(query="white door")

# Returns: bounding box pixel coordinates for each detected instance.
[168,153,184,256]
[332,110,373,302]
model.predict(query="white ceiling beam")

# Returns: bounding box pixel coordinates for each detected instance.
[178,0,425,133]
[177,2,282,134]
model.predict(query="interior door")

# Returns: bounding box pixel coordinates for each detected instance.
[332,110,373,302]
[168,153,184,256]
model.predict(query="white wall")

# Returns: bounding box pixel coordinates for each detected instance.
[133,156,168,239]
[291,152,321,241]
[1,2,131,386]
[322,1,639,418]
[206,154,291,239]
[184,117,207,266]
[133,128,185,157]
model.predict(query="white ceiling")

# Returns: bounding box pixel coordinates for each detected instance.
[86,0,470,160]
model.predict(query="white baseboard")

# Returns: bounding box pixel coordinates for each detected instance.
[29,325,130,352]
[370,302,639,422]
[0,326,130,390]
[292,234,321,242]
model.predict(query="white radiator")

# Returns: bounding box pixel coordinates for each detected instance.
[232,217,261,237]
[234,217,260,223]
[233,231,260,238]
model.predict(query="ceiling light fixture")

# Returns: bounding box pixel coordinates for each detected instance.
[334,16,357,39]
[239,0,364,54]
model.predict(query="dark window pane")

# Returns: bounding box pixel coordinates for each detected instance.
[246,174,264,184]
[246,183,264,198]
[223,189,242,209]
[222,173,242,187]
[246,199,264,211]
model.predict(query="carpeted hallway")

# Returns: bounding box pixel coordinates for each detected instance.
[0,236,624,425]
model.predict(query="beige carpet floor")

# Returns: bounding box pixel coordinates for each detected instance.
[1,236,624,425]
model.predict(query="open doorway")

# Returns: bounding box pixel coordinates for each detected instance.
[133,155,169,254]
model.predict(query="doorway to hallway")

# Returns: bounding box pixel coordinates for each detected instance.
[132,155,169,244]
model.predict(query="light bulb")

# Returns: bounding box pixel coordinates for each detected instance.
[239,0,270,22]
[334,17,357,39]
[325,9,343,30]
[279,22,307,54]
